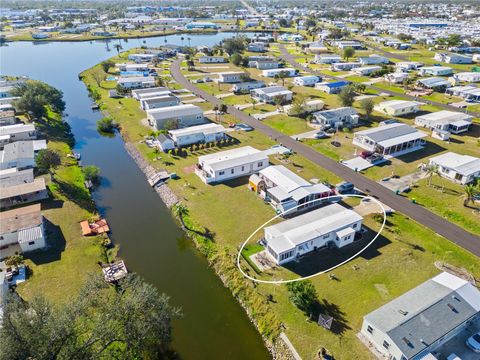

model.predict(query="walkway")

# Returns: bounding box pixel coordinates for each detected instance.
[170,58,480,256]
[278,44,480,118]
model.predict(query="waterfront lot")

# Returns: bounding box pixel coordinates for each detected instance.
[81,54,480,359]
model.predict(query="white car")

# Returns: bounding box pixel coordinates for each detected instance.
[466,332,480,353]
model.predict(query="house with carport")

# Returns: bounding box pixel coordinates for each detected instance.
[415,111,473,134]
[353,123,427,156]
[249,165,335,215]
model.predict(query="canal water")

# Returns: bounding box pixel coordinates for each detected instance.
[1,33,270,359]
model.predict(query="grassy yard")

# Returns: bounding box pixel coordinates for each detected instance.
[263,114,312,135]
[82,53,480,359]
[17,111,105,305]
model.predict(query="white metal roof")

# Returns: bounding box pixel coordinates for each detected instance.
[265,204,362,253]
[430,152,480,177]
[416,110,473,125]
[147,104,203,120]
[376,100,422,110]
[169,123,225,138]
[199,146,268,172]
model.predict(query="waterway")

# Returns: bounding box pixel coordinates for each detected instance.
[1,33,270,360]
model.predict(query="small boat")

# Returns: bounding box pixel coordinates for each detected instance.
[91,103,100,110]
[73,152,81,160]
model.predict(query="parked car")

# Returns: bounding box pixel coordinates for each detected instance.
[366,153,384,164]
[314,131,329,139]
[234,123,254,132]
[360,150,373,159]
[336,182,355,194]
[194,79,204,83]
[204,77,212,82]
[466,332,480,353]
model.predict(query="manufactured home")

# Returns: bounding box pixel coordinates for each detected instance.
[293,75,320,87]
[415,110,473,134]
[195,146,269,184]
[251,86,293,104]
[374,100,422,116]
[312,107,359,128]
[428,152,480,185]
[261,68,297,78]
[264,203,363,265]
[147,104,205,130]
[140,95,180,111]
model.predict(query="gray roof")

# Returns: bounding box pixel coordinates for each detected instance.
[254,86,290,95]
[365,272,480,359]
[1,141,34,163]
[313,107,357,120]
[355,123,420,143]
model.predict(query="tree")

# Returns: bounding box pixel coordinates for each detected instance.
[113,43,122,55]
[278,18,289,28]
[100,59,115,73]
[338,85,356,107]
[0,274,180,360]
[250,97,257,110]
[91,70,104,87]
[446,34,462,47]
[273,95,284,110]
[12,80,65,119]
[36,149,61,174]
[425,164,439,187]
[274,70,289,86]
[221,37,246,54]
[82,165,100,184]
[174,203,189,227]
[290,94,306,116]
[463,184,478,207]
[4,254,24,267]
[286,280,318,315]
[230,53,243,66]
[219,104,228,113]
[343,47,355,61]
[97,117,119,133]
[360,98,374,119]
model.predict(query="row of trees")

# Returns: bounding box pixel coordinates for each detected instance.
[12,80,66,119]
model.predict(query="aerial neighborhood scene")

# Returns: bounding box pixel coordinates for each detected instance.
[1,0,480,359]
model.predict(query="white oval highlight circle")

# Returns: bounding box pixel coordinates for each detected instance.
[236,194,386,284]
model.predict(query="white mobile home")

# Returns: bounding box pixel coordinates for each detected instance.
[0,168,48,208]
[429,152,480,185]
[0,141,36,170]
[140,95,180,111]
[453,72,480,83]
[418,66,453,76]
[168,123,227,148]
[415,111,473,134]
[117,76,156,90]
[199,56,226,63]
[353,123,427,156]
[384,72,408,84]
[261,68,297,78]
[353,66,382,76]
[293,75,320,87]
[331,62,361,71]
[283,100,324,115]
[264,203,363,265]
[128,53,156,63]
[434,53,473,64]
[147,104,205,130]
[196,146,268,184]
[250,60,279,70]
[251,86,293,104]
[360,272,480,360]
[312,107,359,128]
[314,54,341,64]
[358,55,389,65]
[0,124,37,149]
[216,72,247,83]
[132,87,171,100]
[374,100,422,116]
[231,81,265,94]
[249,165,334,215]
[0,204,46,259]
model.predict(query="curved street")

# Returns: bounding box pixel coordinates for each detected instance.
[170,58,480,257]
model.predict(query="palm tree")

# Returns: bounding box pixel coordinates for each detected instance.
[180,36,184,46]
[463,184,478,207]
[174,203,189,227]
[425,164,439,187]
[250,98,257,110]
[113,44,122,55]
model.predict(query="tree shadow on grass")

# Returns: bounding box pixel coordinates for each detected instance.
[283,225,391,277]
[53,178,96,213]
[25,218,66,266]
[316,299,351,336]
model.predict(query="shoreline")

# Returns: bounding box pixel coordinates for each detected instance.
[119,134,295,360]
[1,28,278,43]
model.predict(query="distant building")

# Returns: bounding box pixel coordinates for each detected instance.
[0,124,36,149]
[250,86,293,104]
[0,168,48,208]
[434,53,473,64]
[293,75,320,87]
[261,68,297,78]
[315,80,350,94]
[198,56,226,64]
[185,22,219,30]
[415,110,473,134]
[314,54,341,64]
[146,104,205,130]
[140,95,180,111]
[160,123,227,151]
[418,66,454,77]
[312,107,359,128]
[231,81,265,94]
[374,100,422,116]
[358,55,389,65]
[117,76,156,90]
[360,272,480,360]
[216,71,247,83]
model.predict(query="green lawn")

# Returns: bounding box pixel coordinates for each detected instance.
[82,53,480,359]
[263,114,312,135]
[17,111,105,305]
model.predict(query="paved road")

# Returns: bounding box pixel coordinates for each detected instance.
[170,58,480,256]
[278,44,480,118]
